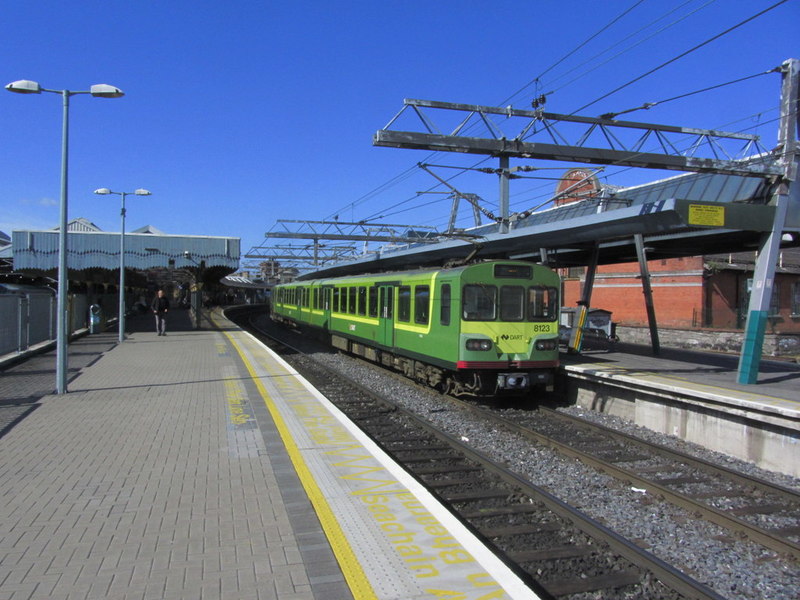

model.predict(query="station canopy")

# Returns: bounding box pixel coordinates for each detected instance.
[11,220,240,272]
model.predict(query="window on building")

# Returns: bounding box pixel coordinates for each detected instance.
[769,282,781,316]
[792,282,800,316]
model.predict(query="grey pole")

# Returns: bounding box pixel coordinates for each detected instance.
[119,192,127,343]
[498,155,510,233]
[56,90,71,394]
[6,80,124,394]
[95,187,152,343]
[736,58,798,384]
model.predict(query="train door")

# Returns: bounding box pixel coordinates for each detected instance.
[377,285,394,348]
[322,286,333,332]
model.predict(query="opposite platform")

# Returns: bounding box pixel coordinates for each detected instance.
[559,343,800,476]
[0,308,538,600]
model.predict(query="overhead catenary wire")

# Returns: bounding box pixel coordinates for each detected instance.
[571,0,791,115]
[324,2,659,227]
[600,68,781,118]
[537,0,718,105]
[499,0,648,107]
[273,2,792,252]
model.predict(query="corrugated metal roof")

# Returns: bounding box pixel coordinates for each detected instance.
[130,224,166,235]
[58,217,102,232]
[221,275,271,289]
[11,230,240,270]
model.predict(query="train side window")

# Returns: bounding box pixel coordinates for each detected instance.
[463,285,496,321]
[358,287,367,316]
[324,288,331,310]
[368,286,378,317]
[333,288,341,312]
[313,288,319,310]
[414,285,429,325]
[440,284,451,326]
[348,287,357,315]
[528,286,559,321]
[500,286,525,321]
[398,286,411,322]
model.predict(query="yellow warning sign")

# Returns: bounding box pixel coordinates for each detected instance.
[688,204,725,227]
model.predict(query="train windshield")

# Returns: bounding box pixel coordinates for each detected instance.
[463,285,497,320]
[528,286,559,321]
[499,286,525,321]
[464,284,559,322]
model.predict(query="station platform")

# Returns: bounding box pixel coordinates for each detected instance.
[559,343,800,477]
[0,308,538,600]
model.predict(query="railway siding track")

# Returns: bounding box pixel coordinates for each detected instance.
[232,308,725,600]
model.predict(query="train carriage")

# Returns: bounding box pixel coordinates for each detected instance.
[271,260,560,396]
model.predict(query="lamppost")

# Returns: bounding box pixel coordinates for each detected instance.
[183,251,205,329]
[94,188,152,343]
[5,79,124,395]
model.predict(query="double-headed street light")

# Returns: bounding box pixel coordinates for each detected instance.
[94,188,152,343]
[5,79,124,395]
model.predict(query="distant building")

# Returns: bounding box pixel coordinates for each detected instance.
[0,231,11,272]
[562,250,800,333]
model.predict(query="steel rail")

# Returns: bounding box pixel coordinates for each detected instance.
[451,399,800,561]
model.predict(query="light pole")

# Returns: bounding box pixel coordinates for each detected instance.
[94,188,152,343]
[183,252,205,329]
[5,79,124,395]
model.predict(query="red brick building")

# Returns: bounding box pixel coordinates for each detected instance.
[561,249,800,333]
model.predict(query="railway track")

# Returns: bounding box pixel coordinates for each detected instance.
[473,403,800,562]
[230,306,725,600]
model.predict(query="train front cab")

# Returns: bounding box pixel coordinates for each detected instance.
[453,262,560,395]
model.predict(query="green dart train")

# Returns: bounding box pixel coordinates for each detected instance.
[271,260,560,396]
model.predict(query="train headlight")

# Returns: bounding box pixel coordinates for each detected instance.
[535,338,557,351]
[466,339,492,351]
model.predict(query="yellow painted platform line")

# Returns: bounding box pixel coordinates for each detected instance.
[220,325,378,600]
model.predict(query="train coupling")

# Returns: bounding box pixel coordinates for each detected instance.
[497,370,553,391]
[497,372,530,390]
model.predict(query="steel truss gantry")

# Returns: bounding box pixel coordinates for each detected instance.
[369,59,798,384]
[245,243,358,264]
[375,99,779,176]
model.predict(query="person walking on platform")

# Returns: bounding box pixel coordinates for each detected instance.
[151,289,170,336]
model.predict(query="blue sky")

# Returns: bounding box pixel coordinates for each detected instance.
[1,1,797,270]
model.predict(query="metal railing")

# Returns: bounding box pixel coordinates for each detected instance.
[0,290,121,358]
